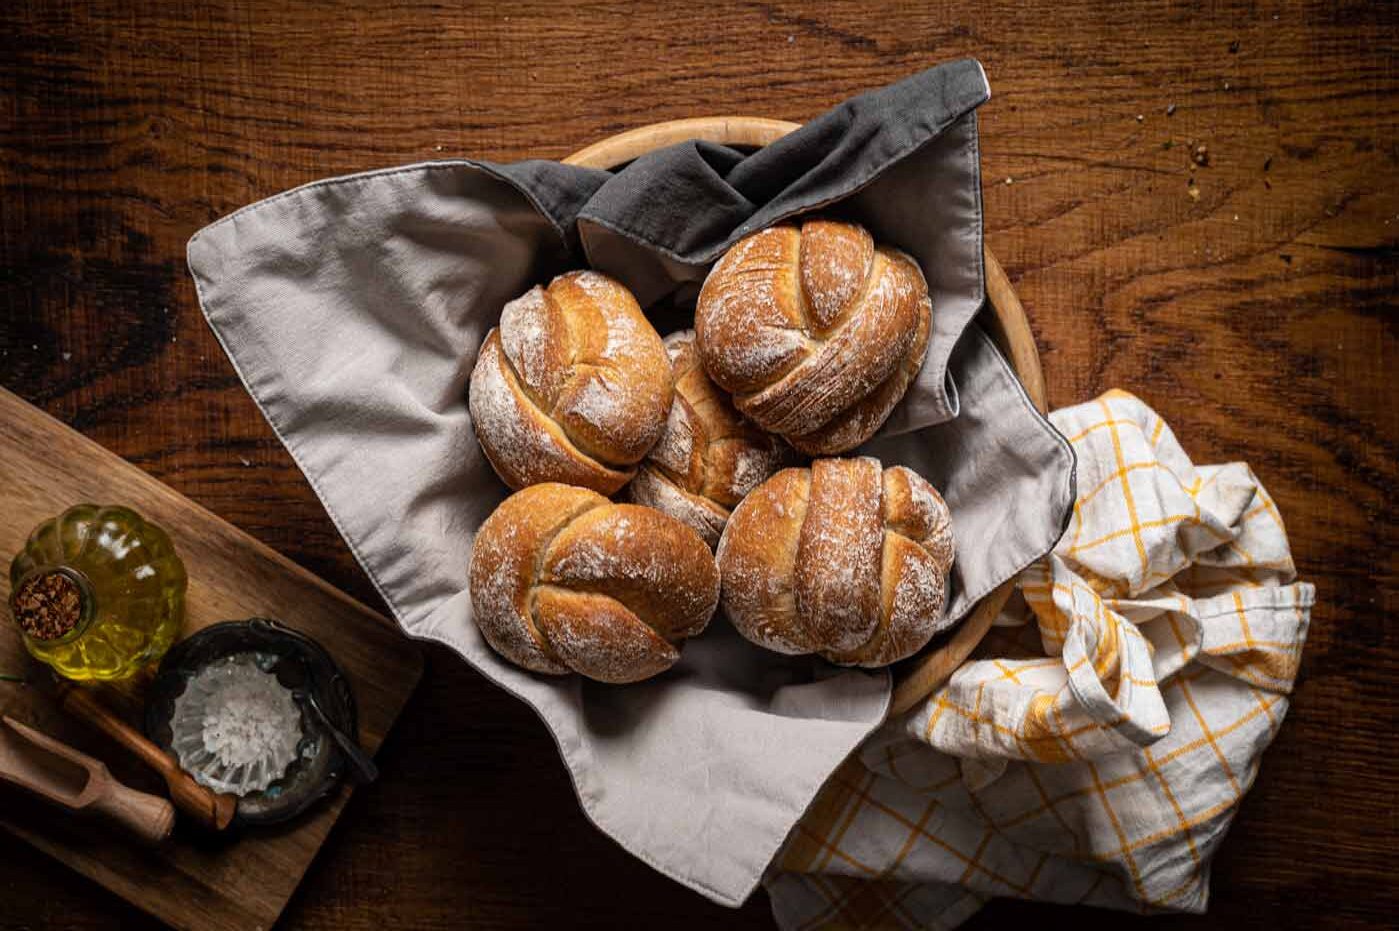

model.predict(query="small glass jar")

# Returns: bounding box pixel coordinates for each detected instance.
[8,504,187,681]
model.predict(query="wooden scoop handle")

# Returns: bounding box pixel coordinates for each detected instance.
[86,774,176,844]
[1,715,174,844]
[56,684,237,831]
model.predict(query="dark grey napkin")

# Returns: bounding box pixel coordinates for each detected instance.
[187,59,1075,907]
[485,58,991,421]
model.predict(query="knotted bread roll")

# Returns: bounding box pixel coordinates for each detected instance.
[469,271,673,494]
[716,457,954,667]
[469,483,720,683]
[695,219,931,455]
[626,330,789,548]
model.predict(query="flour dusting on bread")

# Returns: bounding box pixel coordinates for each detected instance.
[469,332,633,494]
[624,329,787,548]
[469,484,719,683]
[695,219,932,453]
[627,465,728,549]
[717,458,954,667]
[468,271,672,493]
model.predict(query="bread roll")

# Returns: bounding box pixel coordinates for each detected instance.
[695,219,931,455]
[716,457,954,667]
[626,330,789,548]
[469,271,673,494]
[469,483,720,683]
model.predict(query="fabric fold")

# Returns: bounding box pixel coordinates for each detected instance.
[766,390,1313,928]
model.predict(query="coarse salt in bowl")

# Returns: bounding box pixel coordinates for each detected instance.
[169,652,305,796]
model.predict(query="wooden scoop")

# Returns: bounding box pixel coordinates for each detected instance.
[54,682,238,831]
[0,715,174,844]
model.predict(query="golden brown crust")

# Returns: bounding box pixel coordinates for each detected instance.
[468,483,602,675]
[532,588,679,683]
[788,250,933,456]
[793,458,883,655]
[627,465,730,549]
[468,483,720,683]
[694,228,810,396]
[799,219,874,331]
[625,331,788,548]
[695,221,932,454]
[469,271,673,494]
[713,468,811,654]
[716,459,955,668]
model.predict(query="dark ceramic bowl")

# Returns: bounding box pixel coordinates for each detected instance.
[144,617,359,826]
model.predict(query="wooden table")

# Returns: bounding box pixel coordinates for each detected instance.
[1,2,1394,928]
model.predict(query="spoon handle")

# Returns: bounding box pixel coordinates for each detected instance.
[308,697,378,784]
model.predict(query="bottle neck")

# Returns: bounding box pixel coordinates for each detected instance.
[9,566,95,644]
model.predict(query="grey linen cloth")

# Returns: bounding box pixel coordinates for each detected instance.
[187,60,1076,906]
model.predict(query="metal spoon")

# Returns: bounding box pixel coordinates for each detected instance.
[303,691,378,784]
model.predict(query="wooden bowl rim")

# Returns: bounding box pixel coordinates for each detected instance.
[564,116,1045,717]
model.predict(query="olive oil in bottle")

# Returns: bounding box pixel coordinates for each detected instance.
[8,504,187,681]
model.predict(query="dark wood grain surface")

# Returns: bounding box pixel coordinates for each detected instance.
[1,1,1395,928]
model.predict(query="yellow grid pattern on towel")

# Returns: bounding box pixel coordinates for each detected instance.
[767,390,1314,930]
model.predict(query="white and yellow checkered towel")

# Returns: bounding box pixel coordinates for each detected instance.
[766,389,1315,929]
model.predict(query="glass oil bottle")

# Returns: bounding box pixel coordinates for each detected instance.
[8,504,187,681]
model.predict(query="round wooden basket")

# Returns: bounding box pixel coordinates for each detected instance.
[564,117,1046,717]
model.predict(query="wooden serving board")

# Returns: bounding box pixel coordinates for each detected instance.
[0,387,423,931]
